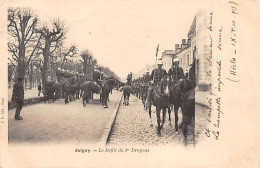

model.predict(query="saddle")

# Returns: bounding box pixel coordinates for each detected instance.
[153,85,168,99]
[93,81,102,94]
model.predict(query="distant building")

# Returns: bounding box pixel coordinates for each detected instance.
[161,50,175,72]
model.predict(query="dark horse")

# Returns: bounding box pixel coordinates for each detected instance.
[169,78,194,131]
[147,78,171,136]
[169,61,195,143]
[81,81,101,107]
[44,80,61,103]
[101,76,115,108]
[120,84,134,106]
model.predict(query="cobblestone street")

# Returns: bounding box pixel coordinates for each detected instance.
[108,95,208,146]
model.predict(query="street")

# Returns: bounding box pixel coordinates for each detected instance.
[8,91,122,144]
[108,95,208,146]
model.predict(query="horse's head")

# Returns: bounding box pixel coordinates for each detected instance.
[102,76,115,90]
[179,78,194,95]
[161,76,171,97]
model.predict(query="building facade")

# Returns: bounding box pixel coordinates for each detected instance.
[170,12,211,91]
[161,50,175,72]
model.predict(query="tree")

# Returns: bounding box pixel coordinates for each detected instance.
[8,8,41,81]
[36,19,66,92]
[80,49,92,79]
[60,45,77,69]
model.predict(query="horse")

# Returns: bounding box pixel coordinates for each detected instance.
[61,79,72,104]
[101,76,115,108]
[169,78,194,131]
[179,61,196,144]
[44,80,61,103]
[180,88,195,144]
[147,78,171,136]
[141,84,149,109]
[120,84,134,106]
[81,81,101,107]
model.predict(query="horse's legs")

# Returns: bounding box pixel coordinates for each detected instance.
[149,105,153,127]
[44,93,47,103]
[73,92,76,101]
[168,107,172,126]
[174,106,179,131]
[183,122,188,146]
[65,92,69,104]
[102,93,108,108]
[127,96,129,105]
[161,108,166,130]
[156,107,161,136]
[83,97,86,107]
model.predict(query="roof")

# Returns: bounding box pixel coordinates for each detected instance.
[163,50,174,55]
[187,16,196,37]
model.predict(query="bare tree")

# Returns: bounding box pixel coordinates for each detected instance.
[36,19,66,92]
[8,8,41,80]
[60,45,77,69]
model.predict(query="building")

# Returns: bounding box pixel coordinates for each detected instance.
[161,50,175,72]
[171,12,211,91]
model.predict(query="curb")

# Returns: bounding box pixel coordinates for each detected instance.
[8,97,45,110]
[195,101,209,109]
[98,93,123,146]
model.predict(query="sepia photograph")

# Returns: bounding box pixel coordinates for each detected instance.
[0,0,259,168]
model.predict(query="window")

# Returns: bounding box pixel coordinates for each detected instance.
[187,55,190,66]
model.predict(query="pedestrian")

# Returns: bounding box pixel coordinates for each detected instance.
[11,77,24,120]
[38,82,41,96]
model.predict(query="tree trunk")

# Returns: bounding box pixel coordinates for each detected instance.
[42,41,51,95]
[29,64,33,90]
[16,43,26,88]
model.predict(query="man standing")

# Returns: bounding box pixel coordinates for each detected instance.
[38,82,41,96]
[146,59,167,106]
[168,60,184,84]
[11,77,24,120]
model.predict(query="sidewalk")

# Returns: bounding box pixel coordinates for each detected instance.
[8,88,44,109]
[8,88,43,101]
[195,90,209,108]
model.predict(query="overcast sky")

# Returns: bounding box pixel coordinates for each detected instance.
[10,0,200,80]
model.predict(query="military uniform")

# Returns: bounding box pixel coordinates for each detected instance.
[141,73,150,104]
[150,68,167,85]
[11,79,24,120]
[147,63,167,106]
[168,65,184,84]
[126,73,132,86]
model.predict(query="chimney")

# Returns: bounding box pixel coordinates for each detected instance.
[175,44,179,49]
[182,39,186,45]
[187,39,191,46]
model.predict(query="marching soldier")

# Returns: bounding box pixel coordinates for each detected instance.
[168,60,184,84]
[141,69,150,106]
[11,77,24,120]
[146,59,167,106]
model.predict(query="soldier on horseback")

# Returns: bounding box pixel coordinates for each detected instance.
[126,72,132,86]
[168,60,184,84]
[146,58,167,107]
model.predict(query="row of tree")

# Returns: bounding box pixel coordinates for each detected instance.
[8,7,120,91]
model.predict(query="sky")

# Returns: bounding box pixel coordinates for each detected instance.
[10,0,200,80]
